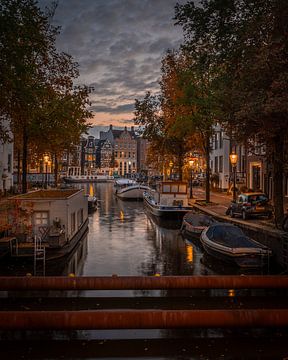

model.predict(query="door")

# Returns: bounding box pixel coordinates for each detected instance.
[252,165,261,191]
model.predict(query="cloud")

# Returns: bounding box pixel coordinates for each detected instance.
[38,0,187,125]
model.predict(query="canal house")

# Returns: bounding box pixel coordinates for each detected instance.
[8,189,88,257]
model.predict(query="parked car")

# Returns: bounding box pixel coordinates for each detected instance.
[226,192,273,220]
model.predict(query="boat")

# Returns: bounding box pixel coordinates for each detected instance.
[63,166,114,183]
[200,223,272,268]
[8,189,89,261]
[181,212,216,240]
[88,195,97,212]
[114,178,150,200]
[143,181,193,225]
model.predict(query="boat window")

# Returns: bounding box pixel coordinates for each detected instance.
[34,212,49,226]
[71,212,76,233]
[206,227,214,238]
[171,184,178,193]
[178,184,187,193]
[77,209,83,227]
[163,184,171,193]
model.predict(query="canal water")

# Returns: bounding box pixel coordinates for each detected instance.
[70,182,277,278]
[1,182,288,359]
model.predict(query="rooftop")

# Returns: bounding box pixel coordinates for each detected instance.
[11,189,80,200]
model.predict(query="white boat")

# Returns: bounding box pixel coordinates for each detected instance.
[63,167,114,183]
[114,178,150,200]
[143,181,193,224]
[8,189,89,261]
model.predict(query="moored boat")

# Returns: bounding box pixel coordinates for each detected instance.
[200,223,272,268]
[8,189,89,261]
[88,195,97,212]
[181,212,216,240]
[63,166,114,183]
[143,181,193,226]
[114,178,150,200]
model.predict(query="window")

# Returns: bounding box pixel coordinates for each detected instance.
[8,154,12,172]
[163,184,170,193]
[34,212,49,226]
[219,132,223,149]
[219,156,223,173]
[71,212,76,233]
[77,209,83,227]
[214,156,218,173]
[214,133,218,149]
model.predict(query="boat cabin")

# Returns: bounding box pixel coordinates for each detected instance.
[9,189,88,248]
[154,181,189,207]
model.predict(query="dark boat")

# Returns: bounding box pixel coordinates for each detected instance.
[181,212,216,240]
[88,195,97,213]
[200,223,272,268]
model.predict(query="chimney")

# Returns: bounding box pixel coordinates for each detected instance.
[131,126,134,132]
[109,124,113,130]
[124,126,127,132]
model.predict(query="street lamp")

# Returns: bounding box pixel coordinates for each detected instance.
[169,161,173,180]
[44,155,49,189]
[189,159,194,199]
[229,152,238,202]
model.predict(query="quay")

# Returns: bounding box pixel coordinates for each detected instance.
[189,188,288,269]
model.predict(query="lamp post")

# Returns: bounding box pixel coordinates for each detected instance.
[128,161,131,178]
[44,155,49,189]
[229,152,238,202]
[189,159,194,199]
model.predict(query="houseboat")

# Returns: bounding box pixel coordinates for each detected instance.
[63,166,114,183]
[8,189,89,261]
[143,181,193,226]
[114,178,150,200]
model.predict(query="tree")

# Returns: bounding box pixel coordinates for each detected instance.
[32,85,92,185]
[0,0,91,192]
[160,50,217,202]
[175,0,288,223]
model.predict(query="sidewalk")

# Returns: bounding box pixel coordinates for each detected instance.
[188,187,277,232]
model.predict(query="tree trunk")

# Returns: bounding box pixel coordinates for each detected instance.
[21,126,28,194]
[272,134,284,226]
[205,131,210,203]
[17,149,21,189]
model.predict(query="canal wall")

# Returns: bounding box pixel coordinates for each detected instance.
[192,204,288,270]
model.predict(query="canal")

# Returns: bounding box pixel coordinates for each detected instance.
[1,182,288,359]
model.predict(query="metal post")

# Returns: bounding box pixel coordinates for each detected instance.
[233,165,236,202]
[45,163,48,189]
[190,169,193,199]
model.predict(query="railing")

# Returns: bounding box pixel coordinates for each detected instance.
[0,275,288,330]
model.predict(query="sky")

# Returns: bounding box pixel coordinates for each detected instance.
[38,0,187,130]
